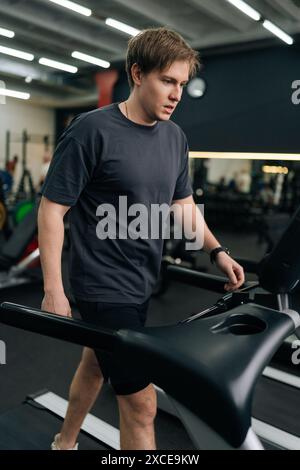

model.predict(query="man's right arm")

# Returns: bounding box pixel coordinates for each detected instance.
[38,196,72,316]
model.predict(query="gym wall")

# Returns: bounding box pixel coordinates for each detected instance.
[113,43,300,154]
[0,99,55,186]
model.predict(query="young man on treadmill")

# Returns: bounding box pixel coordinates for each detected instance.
[38,27,245,450]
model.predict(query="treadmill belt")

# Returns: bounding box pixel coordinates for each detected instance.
[0,402,106,450]
[253,375,300,437]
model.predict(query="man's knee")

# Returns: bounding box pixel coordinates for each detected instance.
[80,347,103,380]
[117,384,157,426]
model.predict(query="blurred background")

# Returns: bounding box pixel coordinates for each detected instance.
[0,0,299,237]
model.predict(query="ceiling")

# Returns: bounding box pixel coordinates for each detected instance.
[0,0,299,107]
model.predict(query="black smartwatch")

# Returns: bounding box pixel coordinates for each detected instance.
[210,246,230,264]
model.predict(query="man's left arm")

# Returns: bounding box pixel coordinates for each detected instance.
[172,195,245,292]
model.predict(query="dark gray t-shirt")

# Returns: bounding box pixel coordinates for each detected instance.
[42,103,193,303]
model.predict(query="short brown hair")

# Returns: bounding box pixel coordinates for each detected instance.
[126,27,200,89]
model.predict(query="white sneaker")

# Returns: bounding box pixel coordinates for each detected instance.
[51,433,78,450]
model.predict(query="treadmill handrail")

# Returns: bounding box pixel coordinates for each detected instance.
[167,264,228,293]
[0,302,118,352]
[0,300,295,448]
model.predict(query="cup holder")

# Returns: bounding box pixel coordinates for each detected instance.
[211,314,267,336]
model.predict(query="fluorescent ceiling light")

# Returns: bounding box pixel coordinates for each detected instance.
[263,20,294,45]
[72,51,110,69]
[225,0,261,21]
[0,27,15,38]
[0,45,34,61]
[48,0,91,16]
[0,88,30,100]
[105,18,140,36]
[39,57,78,73]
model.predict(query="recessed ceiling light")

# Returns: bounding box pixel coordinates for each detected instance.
[48,0,91,16]
[0,27,15,38]
[263,20,294,45]
[72,51,110,68]
[0,45,34,61]
[39,57,78,73]
[105,18,140,36]
[225,0,261,21]
[0,88,30,100]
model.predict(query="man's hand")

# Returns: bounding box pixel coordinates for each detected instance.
[41,290,72,317]
[214,252,245,292]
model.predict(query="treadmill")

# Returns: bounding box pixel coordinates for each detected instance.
[0,206,300,449]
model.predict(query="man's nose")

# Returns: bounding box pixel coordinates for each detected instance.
[170,86,182,102]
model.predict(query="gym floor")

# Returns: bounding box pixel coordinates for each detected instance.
[1,229,299,449]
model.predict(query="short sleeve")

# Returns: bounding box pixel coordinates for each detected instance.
[172,137,193,201]
[41,137,99,206]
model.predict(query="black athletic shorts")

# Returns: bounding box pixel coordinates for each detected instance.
[76,297,151,396]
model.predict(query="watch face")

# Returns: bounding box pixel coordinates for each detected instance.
[187,77,206,98]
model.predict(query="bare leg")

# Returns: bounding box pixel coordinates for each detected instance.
[117,384,157,450]
[57,347,104,449]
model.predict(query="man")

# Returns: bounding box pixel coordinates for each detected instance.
[38,27,244,451]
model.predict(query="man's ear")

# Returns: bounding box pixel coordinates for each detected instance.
[131,63,143,86]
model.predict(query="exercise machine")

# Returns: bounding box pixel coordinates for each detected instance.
[0,206,41,289]
[1,205,300,449]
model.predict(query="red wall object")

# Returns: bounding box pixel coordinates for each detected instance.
[95,69,119,108]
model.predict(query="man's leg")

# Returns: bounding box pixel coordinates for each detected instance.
[117,384,157,450]
[56,347,104,449]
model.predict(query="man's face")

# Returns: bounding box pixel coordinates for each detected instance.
[137,60,190,121]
